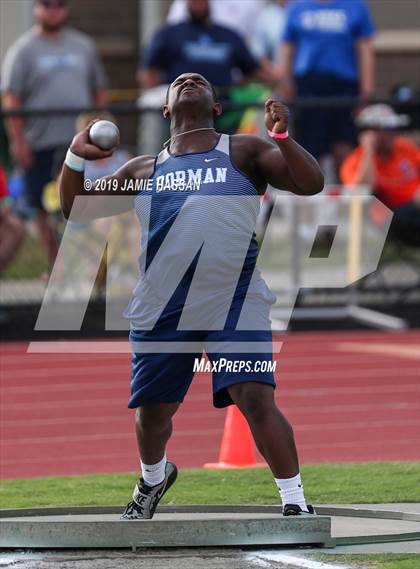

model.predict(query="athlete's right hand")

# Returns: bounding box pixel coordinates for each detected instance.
[70,120,114,161]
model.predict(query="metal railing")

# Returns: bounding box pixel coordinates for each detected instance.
[1,96,419,118]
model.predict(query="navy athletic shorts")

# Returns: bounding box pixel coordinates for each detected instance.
[128,295,276,409]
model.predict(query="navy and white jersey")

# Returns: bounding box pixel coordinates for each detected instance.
[124,134,275,329]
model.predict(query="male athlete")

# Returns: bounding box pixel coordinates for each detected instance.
[59,73,324,519]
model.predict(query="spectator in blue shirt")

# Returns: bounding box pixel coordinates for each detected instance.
[280,0,375,173]
[140,0,274,93]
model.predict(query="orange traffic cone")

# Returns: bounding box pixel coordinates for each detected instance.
[204,405,266,469]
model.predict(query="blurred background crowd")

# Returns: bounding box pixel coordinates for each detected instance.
[0,0,419,331]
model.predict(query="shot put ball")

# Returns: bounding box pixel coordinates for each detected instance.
[89,120,120,150]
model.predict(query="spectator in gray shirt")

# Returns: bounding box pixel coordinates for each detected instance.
[1,0,107,271]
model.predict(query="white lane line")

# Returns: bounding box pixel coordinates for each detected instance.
[0,444,221,467]
[2,381,418,397]
[2,352,409,366]
[3,397,419,413]
[250,551,350,569]
[2,416,416,431]
[3,364,129,380]
[1,428,222,445]
[335,342,420,361]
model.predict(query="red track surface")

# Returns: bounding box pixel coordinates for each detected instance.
[1,330,419,480]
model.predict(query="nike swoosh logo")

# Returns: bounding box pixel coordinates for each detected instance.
[204,158,217,162]
[150,479,169,511]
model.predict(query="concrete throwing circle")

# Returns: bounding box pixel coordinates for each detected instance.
[0,505,418,549]
[0,505,330,549]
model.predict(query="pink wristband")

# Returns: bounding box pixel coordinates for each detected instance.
[267,129,289,140]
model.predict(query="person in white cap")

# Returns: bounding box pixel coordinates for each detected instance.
[340,104,420,246]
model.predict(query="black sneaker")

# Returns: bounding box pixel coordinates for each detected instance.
[121,461,178,520]
[283,504,316,516]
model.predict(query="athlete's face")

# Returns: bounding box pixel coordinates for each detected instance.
[34,0,69,33]
[163,74,221,119]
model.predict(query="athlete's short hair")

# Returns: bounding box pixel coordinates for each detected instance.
[165,76,218,104]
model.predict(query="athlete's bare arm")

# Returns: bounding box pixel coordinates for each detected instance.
[59,120,155,220]
[231,100,324,196]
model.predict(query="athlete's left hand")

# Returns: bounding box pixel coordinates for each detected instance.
[265,99,289,134]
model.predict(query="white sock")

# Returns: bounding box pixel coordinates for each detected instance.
[140,454,167,486]
[274,473,308,512]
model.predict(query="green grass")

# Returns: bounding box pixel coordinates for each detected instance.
[1,462,419,509]
[313,554,419,569]
[1,464,418,569]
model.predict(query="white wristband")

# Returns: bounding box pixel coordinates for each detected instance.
[65,148,85,172]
